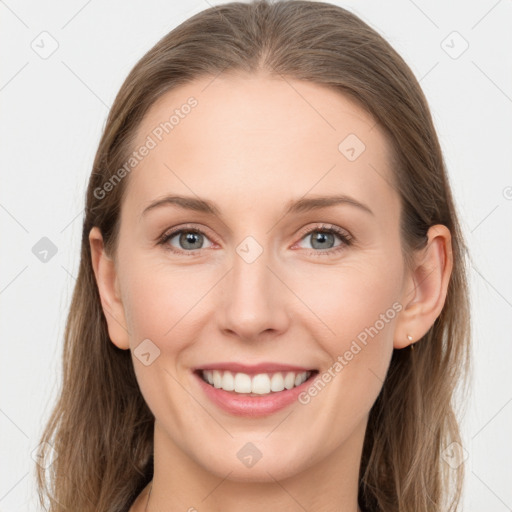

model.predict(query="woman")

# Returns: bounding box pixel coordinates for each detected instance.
[36,1,471,511]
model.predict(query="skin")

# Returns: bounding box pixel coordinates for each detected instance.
[90,73,453,512]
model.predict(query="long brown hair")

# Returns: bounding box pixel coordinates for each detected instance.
[36,1,471,510]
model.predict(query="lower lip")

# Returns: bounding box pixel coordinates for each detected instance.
[193,371,318,417]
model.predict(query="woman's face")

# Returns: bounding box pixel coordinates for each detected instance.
[99,73,412,482]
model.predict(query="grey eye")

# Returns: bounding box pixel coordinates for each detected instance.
[167,230,213,251]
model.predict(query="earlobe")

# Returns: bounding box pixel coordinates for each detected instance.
[394,224,453,349]
[89,226,130,350]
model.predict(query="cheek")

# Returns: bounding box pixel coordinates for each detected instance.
[121,263,202,347]
[295,268,399,423]
[123,276,174,338]
[277,257,402,444]
[297,259,401,336]
[291,254,402,399]
[118,260,207,425]
[119,255,224,383]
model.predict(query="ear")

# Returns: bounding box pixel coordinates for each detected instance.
[89,226,130,350]
[394,224,453,349]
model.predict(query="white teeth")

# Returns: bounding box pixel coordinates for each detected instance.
[270,372,285,392]
[212,370,222,388]
[221,370,234,391]
[201,370,312,395]
[204,370,214,385]
[251,373,270,394]
[234,372,252,393]
[284,372,296,390]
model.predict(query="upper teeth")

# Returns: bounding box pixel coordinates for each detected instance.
[201,370,312,395]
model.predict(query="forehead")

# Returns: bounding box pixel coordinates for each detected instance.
[123,73,398,223]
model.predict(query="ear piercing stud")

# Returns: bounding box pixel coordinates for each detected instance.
[407,334,415,350]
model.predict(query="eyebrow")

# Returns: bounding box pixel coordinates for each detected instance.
[140,193,374,220]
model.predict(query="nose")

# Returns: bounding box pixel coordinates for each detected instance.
[217,246,291,342]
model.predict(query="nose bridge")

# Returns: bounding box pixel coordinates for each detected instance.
[219,234,289,339]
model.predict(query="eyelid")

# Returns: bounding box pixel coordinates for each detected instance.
[291,223,353,255]
[294,223,352,244]
[157,223,218,247]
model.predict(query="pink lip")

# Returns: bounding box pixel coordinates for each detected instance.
[195,362,316,375]
[193,369,319,417]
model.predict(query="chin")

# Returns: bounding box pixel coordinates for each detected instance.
[195,449,311,483]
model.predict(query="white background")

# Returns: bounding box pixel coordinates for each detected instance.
[1,0,511,510]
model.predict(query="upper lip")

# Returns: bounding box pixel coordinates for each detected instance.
[195,362,318,375]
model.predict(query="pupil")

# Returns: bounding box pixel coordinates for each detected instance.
[181,232,202,249]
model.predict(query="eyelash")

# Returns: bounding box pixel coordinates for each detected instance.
[157,223,353,257]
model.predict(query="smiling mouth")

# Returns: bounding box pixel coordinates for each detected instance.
[195,369,319,396]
